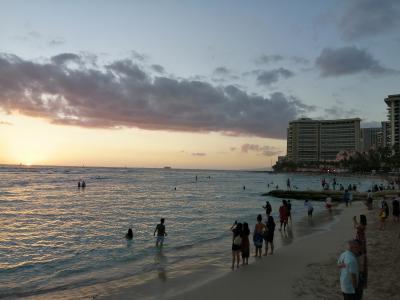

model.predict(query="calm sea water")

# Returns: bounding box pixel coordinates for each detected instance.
[0,166,385,299]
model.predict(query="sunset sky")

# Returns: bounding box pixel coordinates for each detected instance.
[0,0,399,169]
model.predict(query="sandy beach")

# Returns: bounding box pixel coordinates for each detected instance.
[160,200,399,300]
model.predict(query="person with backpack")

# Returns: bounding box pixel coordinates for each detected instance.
[231,221,242,269]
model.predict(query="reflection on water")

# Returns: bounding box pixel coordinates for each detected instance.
[279,226,294,246]
[154,250,167,282]
[0,166,381,299]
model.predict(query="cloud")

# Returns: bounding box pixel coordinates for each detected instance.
[28,30,41,39]
[339,0,400,40]
[0,121,12,125]
[213,66,231,76]
[323,106,358,119]
[316,47,397,77]
[255,54,284,64]
[256,68,294,86]
[241,144,282,156]
[255,54,309,65]
[49,38,65,47]
[51,53,82,65]
[291,56,310,64]
[130,50,147,62]
[0,52,314,139]
[151,64,165,74]
[192,152,206,156]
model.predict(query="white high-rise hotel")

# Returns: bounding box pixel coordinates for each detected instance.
[287,118,361,162]
[385,94,400,151]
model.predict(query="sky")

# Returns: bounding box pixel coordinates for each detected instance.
[0,0,400,169]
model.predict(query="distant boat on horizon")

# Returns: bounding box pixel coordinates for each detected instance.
[163,166,172,169]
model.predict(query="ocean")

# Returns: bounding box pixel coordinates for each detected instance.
[0,166,385,299]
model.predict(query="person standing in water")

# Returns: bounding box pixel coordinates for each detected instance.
[279,200,289,231]
[305,200,313,217]
[154,218,167,247]
[287,200,292,223]
[231,221,242,269]
[125,228,133,240]
[286,178,291,190]
[262,201,272,217]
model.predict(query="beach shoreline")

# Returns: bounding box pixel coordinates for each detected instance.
[98,203,356,300]
[160,202,366,300]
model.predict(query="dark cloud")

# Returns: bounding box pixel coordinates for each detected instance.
[255,54,284,64]
[316,47,396,77]
[255,54,309,65]
[339,0,400,40]
[213,66,231,76]
[256,68,294,86]
[51,53,81,65]
[241,144,282,156]
[0,53,314,139]
[192,152,206,156]
[151,64,165,74]
[291,56,310,64]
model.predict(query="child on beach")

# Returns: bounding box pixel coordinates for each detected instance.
[241,222,250,265]
[154,218,167,247]
[304,200,313,217]
[231,221,242,269]
[253,214,265,257]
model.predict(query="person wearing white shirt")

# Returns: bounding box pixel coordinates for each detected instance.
[338,240,360,300]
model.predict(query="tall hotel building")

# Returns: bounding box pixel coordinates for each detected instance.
[384,94,400,151]
[381,121,391,148]
[287,118,361,162]
[361,127,381,151]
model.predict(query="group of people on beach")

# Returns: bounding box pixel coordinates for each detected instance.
[230,213,276,269]
[338,190,400,299]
